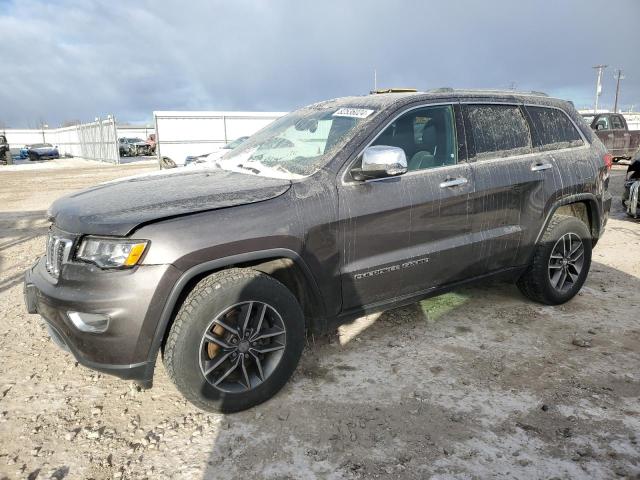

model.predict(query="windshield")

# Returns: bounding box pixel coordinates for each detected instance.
[581,115,594,125]
[129,138,144,143]
[219,105,378,178]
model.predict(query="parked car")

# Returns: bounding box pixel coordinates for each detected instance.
[19,145,31,159]
[622,149,640,217]
[184,136,249,167]
[582,112,640,161]
[119,137,151,157]
[25,89,611,413]
[0,134,9,165]
[26,143,59,161]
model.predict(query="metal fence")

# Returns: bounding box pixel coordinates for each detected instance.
[1,116,120,163]
[153,111,286,166]
[76,116,119,164]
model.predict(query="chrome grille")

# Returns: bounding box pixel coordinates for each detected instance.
[45,231,72,279]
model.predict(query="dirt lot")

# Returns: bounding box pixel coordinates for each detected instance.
[0,161,639,479]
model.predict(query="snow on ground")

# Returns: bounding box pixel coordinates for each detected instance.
[1,156,156,172]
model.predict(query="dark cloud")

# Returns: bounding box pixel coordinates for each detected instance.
[0,0,638,127]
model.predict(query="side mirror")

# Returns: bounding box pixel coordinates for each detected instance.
[596,124,605,131]
[351,145,408,181]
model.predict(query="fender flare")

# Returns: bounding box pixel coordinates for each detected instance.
[142,248,325,377]
[535,193,602,245]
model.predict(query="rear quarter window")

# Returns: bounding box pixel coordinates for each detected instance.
[465,104,532,160]
[526,106,584,151]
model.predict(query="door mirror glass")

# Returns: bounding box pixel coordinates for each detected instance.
[351,145,407,181]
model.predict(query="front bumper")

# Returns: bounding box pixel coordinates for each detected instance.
[24,257,182,384]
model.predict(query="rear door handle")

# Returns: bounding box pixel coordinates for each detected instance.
[530,163,553,172]
[439,177,468,188]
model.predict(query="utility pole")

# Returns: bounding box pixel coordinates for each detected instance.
[373,68,377,91]
[613,68,624,113]
[593,64,607,114]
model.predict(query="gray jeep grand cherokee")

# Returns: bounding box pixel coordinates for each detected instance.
[24,89,612,412]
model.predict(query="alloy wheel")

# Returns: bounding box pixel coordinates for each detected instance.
[548,232,584,292]
[199,301,286,393]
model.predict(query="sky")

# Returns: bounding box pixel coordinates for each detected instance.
[0,0,638,128]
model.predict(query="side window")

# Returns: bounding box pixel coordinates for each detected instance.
[465,104,532,160]
[526,106,584,151]
[611,115,624,130]
[372,105,457,171]
[594,116,609,130]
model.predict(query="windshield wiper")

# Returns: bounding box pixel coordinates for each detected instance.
[235,163,261,174]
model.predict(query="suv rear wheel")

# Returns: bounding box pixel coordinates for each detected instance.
[163,268,305,413]
[517,215,592,305]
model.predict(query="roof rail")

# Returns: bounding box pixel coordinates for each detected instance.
[428,87,454,93]
[426,88,548,97]
[370,88,417,94]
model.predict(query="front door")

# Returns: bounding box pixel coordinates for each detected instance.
[611,114,630,156]
[337,103,475,311]
[337,174,412,311]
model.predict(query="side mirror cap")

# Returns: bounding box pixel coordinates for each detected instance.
[352,145,408,181]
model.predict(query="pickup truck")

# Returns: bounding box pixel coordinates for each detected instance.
[582,112,640,161]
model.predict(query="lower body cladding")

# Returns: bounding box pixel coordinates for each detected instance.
[24,257,182,385]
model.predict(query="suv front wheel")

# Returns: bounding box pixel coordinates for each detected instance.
[163,268,305,413]
[517,215,592,305]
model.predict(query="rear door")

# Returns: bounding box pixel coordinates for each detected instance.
[462,103,558,274]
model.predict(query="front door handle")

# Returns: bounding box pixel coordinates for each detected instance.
[530,163,553,172]
[439,177,468,188]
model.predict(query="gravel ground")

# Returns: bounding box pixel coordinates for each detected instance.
[0,163,638,480]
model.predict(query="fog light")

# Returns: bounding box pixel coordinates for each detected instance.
[67,311,110,333]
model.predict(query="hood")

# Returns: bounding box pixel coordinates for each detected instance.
[48,168,291,236]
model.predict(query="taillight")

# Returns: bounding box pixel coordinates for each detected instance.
[604,153,613,170]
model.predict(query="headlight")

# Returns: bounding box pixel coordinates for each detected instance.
[76,237,149,269]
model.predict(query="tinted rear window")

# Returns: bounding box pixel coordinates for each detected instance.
[526,106,583,151]
[465,105,532,159]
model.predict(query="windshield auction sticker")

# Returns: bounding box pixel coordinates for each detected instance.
[333,108,374,119]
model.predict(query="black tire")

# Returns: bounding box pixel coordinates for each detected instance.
[28,152,39,161]
[517,215,592,305]
[163,268,305,413]
[160,156,176,169]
